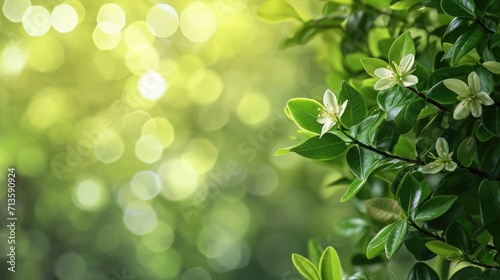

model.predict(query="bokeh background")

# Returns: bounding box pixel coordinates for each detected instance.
[0,0,413,279]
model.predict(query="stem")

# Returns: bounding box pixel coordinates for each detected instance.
[475,19,495,35]
[407,87,450,112]
[408,220,499,269]
[341,130,422,164]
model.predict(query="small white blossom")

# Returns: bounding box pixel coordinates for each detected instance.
[421,137,457,174]
[444,71,495,120]
[317,89,348,137]
[374,54,419,90]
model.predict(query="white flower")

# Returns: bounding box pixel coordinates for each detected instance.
[421,137,457,174]
[444,71,495,120]
[374,54,419,90]
[317,89,348,137]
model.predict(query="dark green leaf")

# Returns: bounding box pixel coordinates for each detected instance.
[476,124,494,142]
[479,180,500,237]
[405,232,436,261]
[388,31,415,64]
[287,98,323,134]
[434,171,476,195]
[408,262,439,280]
[365,198,401,224]
[426,81,459,104]
[290,134,347,160]
[441,0,476,18]
[415,195,458,221]
[319,247,343,280]
[292,253,321,280]
[481,107,500,137]
[385,219,409,258]
[366,223,397,259]
[428,65,473,87]
[445,223,472,255]
[397,172,423,219]
[346,145,383,180]
[425,202,464,231]
[450,267,487,280]
[451,27,483,66]
[457,136,476,167]
[339,81,368,127]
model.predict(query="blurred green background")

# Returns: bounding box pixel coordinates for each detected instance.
[0,0,413,279]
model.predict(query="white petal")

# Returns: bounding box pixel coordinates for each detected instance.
[453,100,471,120]
[317,116,330,124]
[374,68,393,79]
[323,89,338,109]
[445,161,457,172]
[470,100,482,118]
[402,75,418,87]
[400,54,415,73]
[436,137,449,159]
[421,162,444,174]
[320,120,335,137]
[374,79,394,91]
[338,100,348,116]
[444,79,469,95]
[476,91,494,106]
[468,71,481,93]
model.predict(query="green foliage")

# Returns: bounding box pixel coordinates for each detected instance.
[292,246,343,280]
[267,0,500,278]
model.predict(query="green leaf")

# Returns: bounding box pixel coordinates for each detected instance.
[481,107,500,137]
[307,239,323,266]
[457,136,476,167]
[425,241,464,261]
[445,222,472,255]
[366,223,397,259]
[425,202,464,231]
[292,253,321,280]
[290,134,347,160]
[257,0,302,23]
[476,124,494,142]
[280,17,343,49]
[441,0,476,18]
[335,218,368,237]
[404,232,436,261]
[274,147,291,156]
[385,219,409,258]
[428,65,473,87]
[388,31,415,64]
[319,247,343,280]
[390,0,423,10]
[415,195,458,221]
[426,81,459,104]
[339,81,367,127]
[287,98,323,134]
[450,267,487,280]
[346,145,383,180]
[434,170,477,195]
[408,262,440,280]
[365,198,401,224]
[451,27,483,66]
[361,58,388,78]
[479,180,500,237]
[340,178,367,202]
[397,172,423,219]
[483,61,500,75]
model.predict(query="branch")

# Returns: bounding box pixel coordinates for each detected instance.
[407,87,450,112]
[408,220,499,269]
